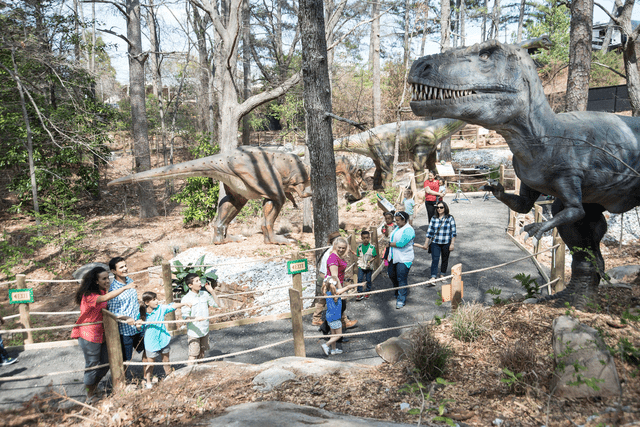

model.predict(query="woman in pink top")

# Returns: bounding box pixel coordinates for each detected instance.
[72,266,135,401]
[324,237,358,330]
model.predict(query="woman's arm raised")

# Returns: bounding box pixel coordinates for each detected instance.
[96,282,136,303]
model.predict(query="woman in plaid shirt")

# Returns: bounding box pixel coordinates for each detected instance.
[422,201,457,279]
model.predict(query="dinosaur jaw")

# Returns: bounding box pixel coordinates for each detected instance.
[409,82,519,126]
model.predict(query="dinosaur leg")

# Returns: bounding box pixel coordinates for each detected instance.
[213,186,249,244]
[538,201,606,310]
[261,199,292,245]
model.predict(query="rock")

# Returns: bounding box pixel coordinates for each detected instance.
[605,265,640,284]
[252,367,296,392]
[204,401,426,426]
[551,316,622,399]
[375,337,411,363]
[72,262,111,281]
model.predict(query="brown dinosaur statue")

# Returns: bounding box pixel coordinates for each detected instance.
[108,147,364,244]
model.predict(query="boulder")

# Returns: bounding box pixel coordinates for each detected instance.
[252,367,296,392]
[605,265,640,284]
[375,337,411,363]
[551,316,621,399]
[205,401,429,426]
[72,262,111,281]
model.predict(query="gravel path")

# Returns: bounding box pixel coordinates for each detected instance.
[0,193,545,410]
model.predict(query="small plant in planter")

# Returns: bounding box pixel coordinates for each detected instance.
[172,254,218,299]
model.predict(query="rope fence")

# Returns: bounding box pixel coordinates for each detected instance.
[0,213,567,386]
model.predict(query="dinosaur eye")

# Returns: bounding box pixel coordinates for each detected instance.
[479,51,490,60]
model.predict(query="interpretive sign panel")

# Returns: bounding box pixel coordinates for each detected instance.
[287,259,308,275]
[9,289,34,304]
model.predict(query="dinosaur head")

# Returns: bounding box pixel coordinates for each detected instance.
[335,156,367,201]
[408,40,546,127]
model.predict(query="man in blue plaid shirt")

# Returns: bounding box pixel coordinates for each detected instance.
[108,257,146,361]
[422,202,457,279]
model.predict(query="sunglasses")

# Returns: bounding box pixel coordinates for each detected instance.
[436,206,445,209]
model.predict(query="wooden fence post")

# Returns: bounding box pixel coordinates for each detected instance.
[534,204,543,259]
[451,264,463,311]
[499,164,505,187]
[102,309,125,389]
[290,253,303,293]
[288,288,306,357]
[349,232,358,283]
[15,274,33,344]
[551,228,566,294]
[371,226,381,272]
[162,262,176,332]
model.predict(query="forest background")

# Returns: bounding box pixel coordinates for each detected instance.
[0,0,639,280]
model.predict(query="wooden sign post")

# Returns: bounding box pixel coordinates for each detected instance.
[288,288,305,357]
[14,274,33,345]
[102,309,125,389]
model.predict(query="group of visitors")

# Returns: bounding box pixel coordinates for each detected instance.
[312,169,457,355]
[71,257,217,402]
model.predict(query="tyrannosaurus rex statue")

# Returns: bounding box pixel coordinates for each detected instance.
[108,147,364,245]
[333,120,466,188]
[408,40,640,309]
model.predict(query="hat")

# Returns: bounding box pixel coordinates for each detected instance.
[327,231,341,244]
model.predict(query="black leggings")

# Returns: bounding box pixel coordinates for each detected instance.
[425,201,436,223]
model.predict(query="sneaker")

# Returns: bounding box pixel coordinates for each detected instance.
[146,382,153,389]
[396,302,404,309]
[321,343,330,356]
[364,294,370,299]
[431,276,437,280]
[355,295,364,301]
[1,357,17,366]
[331,348,343,355]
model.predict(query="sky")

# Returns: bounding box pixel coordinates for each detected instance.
[94,0,638,85]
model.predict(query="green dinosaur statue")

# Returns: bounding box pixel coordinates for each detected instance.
[333,120,466,188]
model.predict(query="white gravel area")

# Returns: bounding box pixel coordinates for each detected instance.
[452,149,513,168]
[170,247,317,316]
[604,208,640,245]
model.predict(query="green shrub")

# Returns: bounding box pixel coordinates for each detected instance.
[513,273,540,298]
[172,254,218,298]
[171,137,220,225]
[406,324,453,383]
[450,302,491,342]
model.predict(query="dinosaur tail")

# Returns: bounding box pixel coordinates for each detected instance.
[107,155,229,187]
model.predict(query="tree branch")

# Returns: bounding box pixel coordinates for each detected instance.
[97,27,132,48]
[594,2,620,25]
[324,113,367,131]
[83,0,127,18]
[592,61,626,78]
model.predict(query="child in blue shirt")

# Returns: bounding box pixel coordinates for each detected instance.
[135,292,190,388]
[320,277,360,356]
[403,189,416,225]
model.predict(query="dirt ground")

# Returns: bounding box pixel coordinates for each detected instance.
[1,144,640,426]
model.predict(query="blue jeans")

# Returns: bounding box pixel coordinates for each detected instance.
[388,262,410,305]
[357,269,373,292]
[430,242,451,278]
[78,338,109,386]
[121,332,145,361]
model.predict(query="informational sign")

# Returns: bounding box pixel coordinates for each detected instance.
[435,162,456,177]
[287,259,308,275]
[376,193,395,213]
[9,288,34,304]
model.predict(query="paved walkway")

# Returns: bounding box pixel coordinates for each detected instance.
[0,193,546,409]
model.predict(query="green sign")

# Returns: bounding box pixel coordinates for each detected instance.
[287,259,308,275]
[9,288,34,304]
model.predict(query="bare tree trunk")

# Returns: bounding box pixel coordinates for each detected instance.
[394,0,412,181]
[460,0,466,46]
[491,0,501,40]
[371,0,381,127]
[420,6,429,55]
[602,0,622,52]
[242,0,251,145]
[565,0,593,112]
[517,0,526,43]
[127,0,158,217]
[617,0,640,116]
[299,0,339,251]
[440,0,451,51]
[10,48,40,224]
[482,0,487,41]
